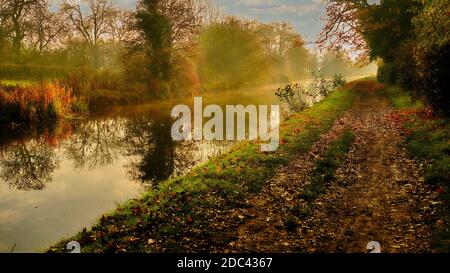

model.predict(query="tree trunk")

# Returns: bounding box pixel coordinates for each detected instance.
[12,21,22,63]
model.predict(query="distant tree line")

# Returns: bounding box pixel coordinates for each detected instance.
[0,0,373,99]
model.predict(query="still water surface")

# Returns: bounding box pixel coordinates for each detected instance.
[0,85,280,252]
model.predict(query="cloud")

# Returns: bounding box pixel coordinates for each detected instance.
[229,0,322,15]
[250,3,321,16]
[233,0,278,7]
[217,0,325,43]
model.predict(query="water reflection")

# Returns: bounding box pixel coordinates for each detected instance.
[64,119,126,169]
[0,139,59,191]
[0,85,280,252]
[124,116,175,183]
[0,112,233,252]
[0,118,226,191]
[1,110,237,193]
[123,116,232,184]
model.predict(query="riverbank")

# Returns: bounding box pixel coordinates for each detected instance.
[0,73,370,126]
[0,82,87,124]
[46,79,361,253]
[0,79,150,124]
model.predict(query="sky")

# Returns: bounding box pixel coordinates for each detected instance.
[52,0,327,46]
[214,0,326,45]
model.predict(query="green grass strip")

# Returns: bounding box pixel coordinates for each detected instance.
[387,85,450,252]
[299,130,354,202]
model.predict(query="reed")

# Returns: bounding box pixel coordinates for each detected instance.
[0,82,81,123]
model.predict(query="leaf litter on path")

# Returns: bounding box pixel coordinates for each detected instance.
[200,91,439,253]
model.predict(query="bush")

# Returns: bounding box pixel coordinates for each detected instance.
[415,43,450,116]
[387,86,424,109]
[381,42,450,116]
[121,52,152,84]
[377,0,450,116]
[396,44,419,91]
[377,61,397,84]
[332,73,347,88]
[310,68,333,97]
[276,70,342,113]
[0,83,79,122]
[275,83,309,113]
[86,69,125,92]
[71,98,89,114]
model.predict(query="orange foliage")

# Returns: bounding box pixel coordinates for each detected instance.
[0,83,76,122]
[388,107,434,137]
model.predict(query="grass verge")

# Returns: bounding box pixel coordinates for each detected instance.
[0,79,36,87]
[46,82,362,253]
[299,130,355,202]
[387,85,450,252]
[283,130,355,232]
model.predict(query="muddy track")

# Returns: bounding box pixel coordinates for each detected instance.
[220,91,438,253]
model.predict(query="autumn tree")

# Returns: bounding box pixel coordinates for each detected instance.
[270,22,304,57]
[27,4,66,54]
[61,0,118,66]
[135,0,207,93]
[0,1,11,58]
[318,0,422,61]
[319,0,449,114]
[198,17,269,89]
[412,0,450,113]
[61,0,117,46]
[106,10,136,45]
[321,50,353,77]
[0,0,47,62]
[259,22,308,80]
[317,0,368,61]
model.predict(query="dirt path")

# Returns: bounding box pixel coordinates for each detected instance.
[222,90,438,253]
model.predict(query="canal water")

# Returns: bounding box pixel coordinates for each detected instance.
[0,85,281,252]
